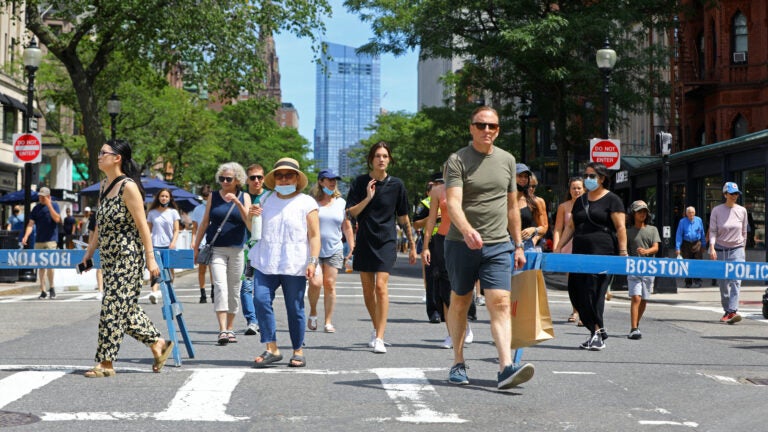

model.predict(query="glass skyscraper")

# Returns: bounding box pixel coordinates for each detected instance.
[314,42,380,178]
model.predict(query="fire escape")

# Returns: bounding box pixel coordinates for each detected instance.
[671,15,719,152]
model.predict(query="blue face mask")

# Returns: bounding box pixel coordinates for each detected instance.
[584,177,599,191]
[275,184,297,195]
[322,187,335,196]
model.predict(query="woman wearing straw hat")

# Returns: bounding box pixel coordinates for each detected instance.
[346,142,417,354]
[250,158,320,368]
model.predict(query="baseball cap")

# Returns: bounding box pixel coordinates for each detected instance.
[38,187,51,197]
[318,169,341,180]
[516,163,532,175]
[630,200,649,213]
[723,182,740,194]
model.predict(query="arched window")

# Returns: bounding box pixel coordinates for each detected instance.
[697,32,705,79]
[732,12,748,64]
[733,114,748,137]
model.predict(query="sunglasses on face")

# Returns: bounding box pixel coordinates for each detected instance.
[529,185,537,189]
[274,172,297,181]
[472,122,499,131]
[584,173,598,179]
[249,175,264,181]
[218,176,234,183]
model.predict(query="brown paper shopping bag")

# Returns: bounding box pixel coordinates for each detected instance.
[509,269,555,349]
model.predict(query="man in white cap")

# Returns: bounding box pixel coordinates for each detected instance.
[21,187,61,299]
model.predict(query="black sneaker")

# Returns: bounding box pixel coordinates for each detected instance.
[627,328,642,340]
[579,335,592,349]
[589,333,605,351]
[199,295,207,304]
[598,328,609,340]
[210,286,215,302]
[48,288,56,300]
[38,290,47,299]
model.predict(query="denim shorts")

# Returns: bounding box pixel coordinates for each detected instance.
[444,240,513,295]
[320,249,344,270]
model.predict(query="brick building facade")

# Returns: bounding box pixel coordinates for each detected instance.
[676,1,768,150]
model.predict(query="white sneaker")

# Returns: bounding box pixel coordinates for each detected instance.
[95,292,103,302]
[464,325,474,344]
[150,291,163,304]
[441,336,453,349]
[368,329,377,348]
[373,338,387,353]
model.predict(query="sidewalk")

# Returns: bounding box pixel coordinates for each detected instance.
[544,272,767,310]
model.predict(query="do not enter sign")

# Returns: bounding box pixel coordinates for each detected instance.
[13,132,42,164]
[589,138,620,170]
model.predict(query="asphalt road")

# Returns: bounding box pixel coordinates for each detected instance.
[1,255,768,431]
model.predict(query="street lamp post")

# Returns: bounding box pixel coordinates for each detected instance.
[595,39,617,139]
[107,92,121,141]
[20,38,42,281]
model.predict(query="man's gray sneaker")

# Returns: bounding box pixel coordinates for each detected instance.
[449,363,469,385]
[497,363,534,390]
[627,328,642,340]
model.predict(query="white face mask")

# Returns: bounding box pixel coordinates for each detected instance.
[274,184,297,195]
[584,177,599,191]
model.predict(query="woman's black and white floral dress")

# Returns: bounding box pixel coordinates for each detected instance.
[94,179,161,362]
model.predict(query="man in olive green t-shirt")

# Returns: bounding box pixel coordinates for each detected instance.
[442,106,534,391]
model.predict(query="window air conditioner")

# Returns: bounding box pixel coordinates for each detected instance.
[733,52,747,63]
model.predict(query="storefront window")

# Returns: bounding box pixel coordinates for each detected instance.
[702,176,724,227]
[741,168,765,251]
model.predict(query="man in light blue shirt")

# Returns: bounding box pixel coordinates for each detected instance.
[675,206,706,288]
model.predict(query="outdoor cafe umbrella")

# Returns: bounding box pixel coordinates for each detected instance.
[79,177,181,196]
[0,190,47,205]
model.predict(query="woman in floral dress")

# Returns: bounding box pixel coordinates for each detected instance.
[79,139,173,377]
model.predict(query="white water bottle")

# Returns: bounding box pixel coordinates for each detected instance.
[251,214,262,241]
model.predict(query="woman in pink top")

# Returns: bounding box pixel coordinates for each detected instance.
[553,177,584,324]
[708,181,748,325]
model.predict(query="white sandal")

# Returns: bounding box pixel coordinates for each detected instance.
[324,323,336,333]
[307,316,318,331]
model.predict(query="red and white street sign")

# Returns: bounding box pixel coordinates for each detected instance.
[589,138,621,170]
[13,132,42,164]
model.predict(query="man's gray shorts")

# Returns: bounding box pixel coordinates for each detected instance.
[444,239,512,295]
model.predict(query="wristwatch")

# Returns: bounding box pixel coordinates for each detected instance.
[308,257,319,265]
[514,242,524,250]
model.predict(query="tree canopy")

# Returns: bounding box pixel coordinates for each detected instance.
[17,0,330,183]
[345,0,678,189]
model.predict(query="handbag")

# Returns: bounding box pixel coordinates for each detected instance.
[195,193,240,265]
[509,269,555,349]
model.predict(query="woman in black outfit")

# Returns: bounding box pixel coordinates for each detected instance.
[346,142,417,354]
[554,162,627,351]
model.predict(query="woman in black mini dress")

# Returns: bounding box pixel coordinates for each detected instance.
[346,142,417,353]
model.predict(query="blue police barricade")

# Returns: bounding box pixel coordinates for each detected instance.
[0,248,195,366]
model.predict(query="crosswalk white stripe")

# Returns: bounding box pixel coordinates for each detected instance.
[0,371,67,409]
[372,368,467,424]
[154,369,249,421]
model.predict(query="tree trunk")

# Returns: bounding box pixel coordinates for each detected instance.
[63,57,106,184]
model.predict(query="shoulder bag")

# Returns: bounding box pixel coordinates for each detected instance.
[196,193,240,265]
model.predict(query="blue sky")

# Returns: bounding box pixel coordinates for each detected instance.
[273,0,418,145]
